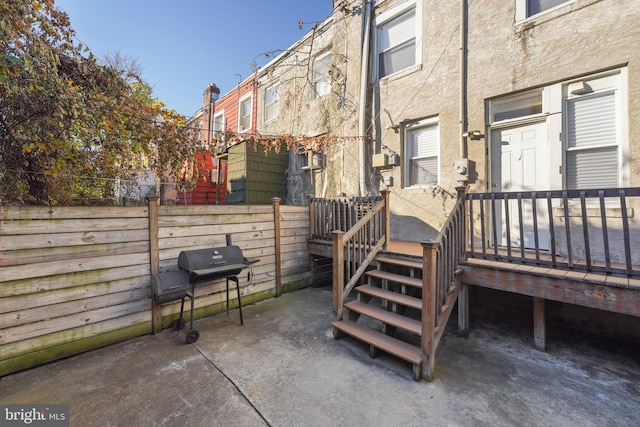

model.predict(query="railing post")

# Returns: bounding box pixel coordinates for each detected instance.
[307,195,316,238]
[421,241,438,381]
[381,190,390,251]
[272,197,282,298]
[455,186,469,336]
[456,186,467,258]
[332,231,345,320]
[147,196,161,334]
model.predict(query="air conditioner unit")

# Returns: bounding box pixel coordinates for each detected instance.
[301,151,323,170]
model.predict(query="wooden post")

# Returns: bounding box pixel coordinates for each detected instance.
[421,241,438,381]
[272,197,282,297]
[533,297,546,351]
[148,196,162,334]
[332,230,345,320]
[455,186,469,336]
[308,195,316,238]
[381,190,390,251]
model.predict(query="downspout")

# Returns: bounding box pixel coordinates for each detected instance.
[460,0,469,160]
[358,0,372,196]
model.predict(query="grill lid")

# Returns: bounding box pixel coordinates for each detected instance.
[178,245,258,282]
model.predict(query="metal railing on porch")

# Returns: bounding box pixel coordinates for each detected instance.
[467,188,640,278]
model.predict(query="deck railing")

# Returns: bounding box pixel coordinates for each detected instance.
[466,188,640,278]
[420,186,467,380]
[312,192,390,319]
[308,194,384,241]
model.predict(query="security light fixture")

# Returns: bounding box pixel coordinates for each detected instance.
[462,130,484,140]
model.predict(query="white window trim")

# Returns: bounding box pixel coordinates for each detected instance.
[312,51,332,98]
[213,110,225,140]
[237,93,253,133]
[562,69,628,189]
[488,68,628,192]
[372,0,422,82]
[403,116,440,188]
[263,83,280,123]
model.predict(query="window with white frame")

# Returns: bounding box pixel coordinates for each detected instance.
[565,88,619,189]
[488,69,627,191]
[238,95,252,132]
[264,83,280,122]
[517,0,572,20]
[404,117,439,187]
[313,52,332,98]
[376,2,418,80]
[213,111,225,140]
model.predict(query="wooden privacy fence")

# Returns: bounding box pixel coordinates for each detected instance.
[0,198,311,377]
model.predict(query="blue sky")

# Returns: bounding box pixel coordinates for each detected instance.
[55,0,333,117]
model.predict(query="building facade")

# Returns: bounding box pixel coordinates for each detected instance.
[253,0,639,243]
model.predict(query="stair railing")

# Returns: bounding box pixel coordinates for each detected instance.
[420,186,467,381]
[332,191,390,320]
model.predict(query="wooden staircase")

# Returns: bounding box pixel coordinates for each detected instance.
[332,254,425,380]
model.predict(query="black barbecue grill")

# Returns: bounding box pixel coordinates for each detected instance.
[152,235,258,344]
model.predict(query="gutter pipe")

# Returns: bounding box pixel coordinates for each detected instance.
[460,0,469,160]
[358,0,372,196]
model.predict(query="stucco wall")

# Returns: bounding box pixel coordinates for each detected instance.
[255,0,639,242]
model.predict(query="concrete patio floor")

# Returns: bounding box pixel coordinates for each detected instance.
[1,286,639,426]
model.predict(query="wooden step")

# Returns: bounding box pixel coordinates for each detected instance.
[332,319,422,365]
[376,256,423,271]
[356,285,422,311]
[366,269,422,289]
[344,301,421,336]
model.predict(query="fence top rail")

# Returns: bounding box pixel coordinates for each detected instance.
[466,187,640,200]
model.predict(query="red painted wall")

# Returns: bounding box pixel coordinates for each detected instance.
[179,75,257,205]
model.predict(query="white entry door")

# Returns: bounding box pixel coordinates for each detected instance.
[491,121,550,250]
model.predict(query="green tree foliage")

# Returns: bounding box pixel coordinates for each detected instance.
[0,0,197,205]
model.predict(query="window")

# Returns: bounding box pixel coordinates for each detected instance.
[404,117,439,187]
[213,111,225,141]
[376,3,418,79]
[516,0,572,20]
[565,90,619,189]
[264,83,280,122]
[313,52,332,98]
[489,69,627,192]
[527,0,570,16]
[238,95,252,132]
[491,89,543,122]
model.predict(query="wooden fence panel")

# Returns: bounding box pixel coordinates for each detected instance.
[0,207,151,375]
[0,202,312,377]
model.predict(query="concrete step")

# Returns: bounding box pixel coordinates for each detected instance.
[365,269,422,289]
[331,319,422,366]
[344,300,421,336]
[356,285,422,311]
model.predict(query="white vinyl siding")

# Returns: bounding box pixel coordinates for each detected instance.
[264,83,280,122]
[376,6,416,79]
[404,118,439,187]
[565,91,618,189]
